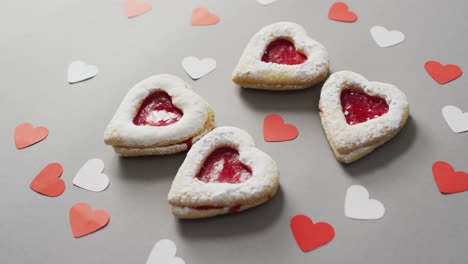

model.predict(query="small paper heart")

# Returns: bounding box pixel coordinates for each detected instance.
[124,0,152,18]
[432,161,468,194]
[442,105,468,133]
[263,114,298,142]
[290,215,335,252]
[191,7,219,26]
[257,0,277,6]
[30,163,65,197]
[182,56,216,79]
[73,159,110,192]
[328,2,358,23]
[424,61,462,84]
[146,240,185,264]
[69,202,110,238]
[14,123,48,149]
[68,60,98,84]
[370,26,405,48]
[345,185,385,220]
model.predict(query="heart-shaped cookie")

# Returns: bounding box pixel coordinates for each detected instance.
[14,123,48,149]
[168,126,280,219]
[319,71,409,163]
[73,159,109,192]
[232,22,329,90]
[432,161,468,194]
[30,162,65,197]
[69,202,110,238]
[263,114,298,142]
[104,74,215,156]
[345,185,385,220]
[290,214,335,252]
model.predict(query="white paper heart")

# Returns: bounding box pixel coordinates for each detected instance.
[73,159,109,192]
[370,26,405,48]
[257,0,277,5]
[442,105,468,133]
[146,239,185,264]
[345,185,385,220]
[182,56,216,80]
[67,60,99,83]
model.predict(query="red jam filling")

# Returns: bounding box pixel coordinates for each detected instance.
[194,205,241,213]
[196,147,252,184]
[340,89,389,125]
[183,138,193,149]
[261,39,307,65]
[133,91,183,126]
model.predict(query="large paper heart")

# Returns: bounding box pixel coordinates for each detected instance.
[30,163,65,197]
[263,114,298,142]
[191,8,219,26]
[432,161,468,194]
[370,26,405,48]
[68,60,98,84]
[425,61,462,84]
[104,74,214,156]
[328,2,358,23]
[232,22,329,90]
[69,203,110,238]
[182,56,216,80]
[319,71,409,163]
[124,0,152,18]
[442,105,468,133]
[14,123,48,149]
[146,240,185,264]
[168,127,279,219]
[290,215,335,252]
[345,185,385,220]
[73,159,109,192]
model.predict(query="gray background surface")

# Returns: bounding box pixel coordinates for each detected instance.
[1,0,468,263]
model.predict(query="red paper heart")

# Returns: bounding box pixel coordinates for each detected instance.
[262,39,307,65]
[328,2,358,23]
[133,91,183,126]
[124,0,152,18]
[290,215,335,252]
[14,123,48,149]
[425,61,462,84]
[263,114,298,142]
[432,161,468,194]
[30,163,65,197]
[69,203,110,238]
[191,7,219,26]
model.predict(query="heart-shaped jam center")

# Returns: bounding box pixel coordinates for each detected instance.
[341,89,389,125]
[133,91,183,126]
[196,147,252,184]
[262,39,307,65]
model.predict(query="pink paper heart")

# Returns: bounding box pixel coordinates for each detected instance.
[124,0,152,18]
[191,7,219,26]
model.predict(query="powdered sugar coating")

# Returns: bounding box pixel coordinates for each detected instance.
[168,126,279,207]
[232,22,329,83]
[104,74,209,147]
[319,71,409,153]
